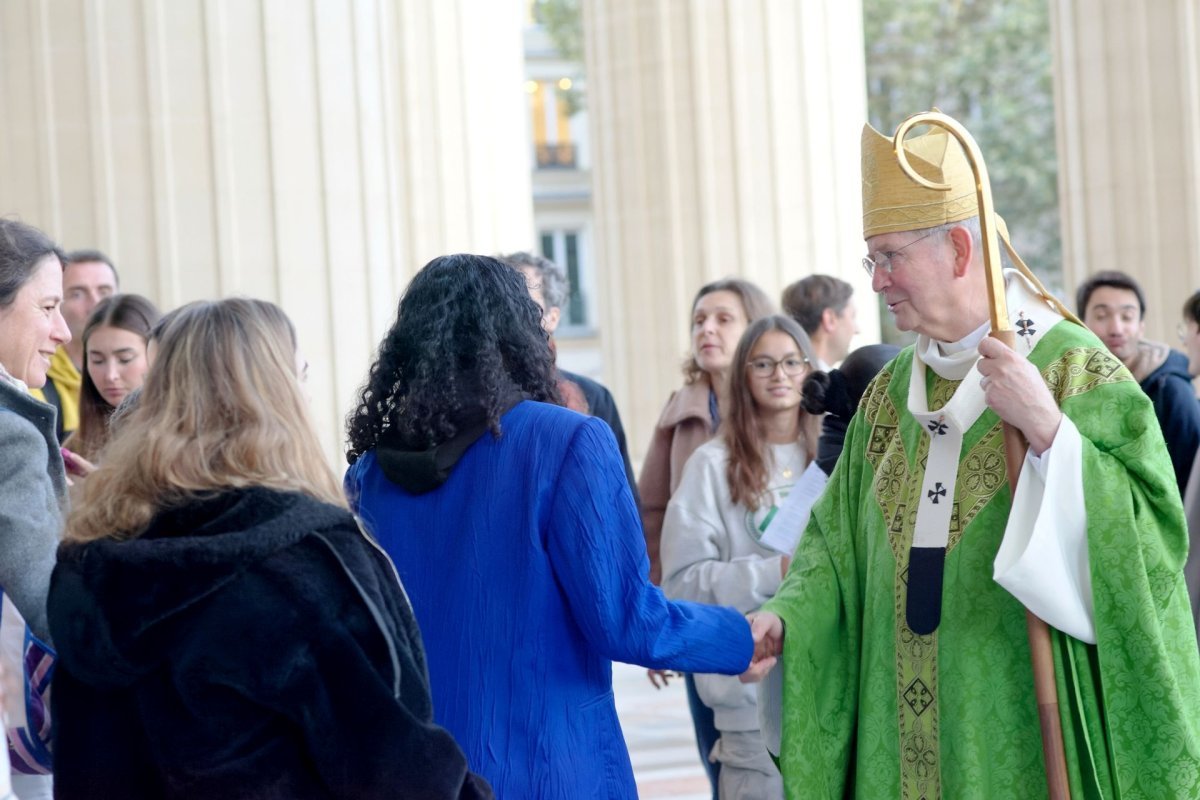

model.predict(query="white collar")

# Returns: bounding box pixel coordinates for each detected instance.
[914,270,1061,381]
[917,319,991,380]
[0,362,28,393]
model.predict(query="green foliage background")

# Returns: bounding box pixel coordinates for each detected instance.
[536,0,1062,342]
[864,0,1062,302]
[535,0,586,115]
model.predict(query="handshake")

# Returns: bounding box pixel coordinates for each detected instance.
[740,611,785,683]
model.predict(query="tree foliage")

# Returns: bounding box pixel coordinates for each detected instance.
[864,0,1062,291]
[535,0,585,114]
[537,0,583,63]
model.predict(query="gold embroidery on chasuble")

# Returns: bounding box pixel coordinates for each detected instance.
[866,370,1008,800]
[1042,346,1131,403]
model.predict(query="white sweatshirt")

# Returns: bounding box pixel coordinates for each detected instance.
[661,438,804,732]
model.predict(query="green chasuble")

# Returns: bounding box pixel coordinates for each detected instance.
[762,318,1200,799]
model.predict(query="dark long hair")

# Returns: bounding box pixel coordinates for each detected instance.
[724,315,817,510]
[0,219,64,309]
[345,254,561,463]
[71,294,161,460]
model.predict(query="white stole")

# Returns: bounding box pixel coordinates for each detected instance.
[905,270,1068,634]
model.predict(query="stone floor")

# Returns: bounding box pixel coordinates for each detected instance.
[612,661,712,800]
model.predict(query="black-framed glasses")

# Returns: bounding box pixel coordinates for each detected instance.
[747,355,809,378]
[862,229,941,278]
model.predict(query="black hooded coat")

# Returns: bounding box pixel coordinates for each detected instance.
[47,487,492,800]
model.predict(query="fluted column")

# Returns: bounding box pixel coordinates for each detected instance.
[582,0,873,462]
[1051,0,1200,341]
[0,0,532,462]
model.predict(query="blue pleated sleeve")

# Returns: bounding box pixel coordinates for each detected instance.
[546,417,753,674]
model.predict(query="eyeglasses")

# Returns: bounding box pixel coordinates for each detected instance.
[747,355,809,378]
[862,229,941,278]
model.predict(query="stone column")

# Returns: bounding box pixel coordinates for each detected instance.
[582,0,873,462]
[0,0,533,462]
[1050,0,1200,342]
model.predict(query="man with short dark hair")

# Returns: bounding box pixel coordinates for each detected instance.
[1077,269,1200,491]
[30,249,119,440]
[781,274,858,369]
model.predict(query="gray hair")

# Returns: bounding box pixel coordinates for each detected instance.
[497,251,569,311]
[927,216,1011,270]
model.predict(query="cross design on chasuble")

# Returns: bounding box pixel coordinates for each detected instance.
[927,482,946,504]
[1016,314,1036,338]
[927,417,948,436]
[904,677,934,716]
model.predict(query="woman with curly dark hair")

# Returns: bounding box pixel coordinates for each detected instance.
[345,254,755,799]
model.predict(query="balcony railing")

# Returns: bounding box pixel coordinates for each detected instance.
[535,142,577,169]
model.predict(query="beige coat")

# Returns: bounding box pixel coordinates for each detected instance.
[638,379,716,585]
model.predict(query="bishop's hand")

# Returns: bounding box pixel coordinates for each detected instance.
[740,611,784,683]
[977,335,1062,455]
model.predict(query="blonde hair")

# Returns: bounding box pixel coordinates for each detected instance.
[66,298,344,542]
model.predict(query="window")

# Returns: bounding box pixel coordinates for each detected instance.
[526,80,576,169]
[539,229,591,333]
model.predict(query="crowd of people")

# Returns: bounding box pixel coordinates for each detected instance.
[1,112,1200,800]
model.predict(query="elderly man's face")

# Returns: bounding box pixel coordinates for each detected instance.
[519,266,561,334]
[866,227,960,339]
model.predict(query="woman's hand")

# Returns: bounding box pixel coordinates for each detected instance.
[740,611,784,683]
[61,448,96,480]
[646,668,683,689]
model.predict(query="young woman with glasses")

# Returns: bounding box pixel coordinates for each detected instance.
[637,278,775,796]
[660,314,820,799]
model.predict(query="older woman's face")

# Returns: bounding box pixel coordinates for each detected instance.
[691,290,749,377]
[0,256,71,388]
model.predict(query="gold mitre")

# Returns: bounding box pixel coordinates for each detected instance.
[861,121,978,239]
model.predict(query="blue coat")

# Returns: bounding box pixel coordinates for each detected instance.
[1140,348,1200,492]
[346,400,753,799]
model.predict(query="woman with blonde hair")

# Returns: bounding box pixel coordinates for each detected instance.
[48,297,491,799]
[661,315,819,798]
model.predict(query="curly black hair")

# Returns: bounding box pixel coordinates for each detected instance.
[345,254,561,464]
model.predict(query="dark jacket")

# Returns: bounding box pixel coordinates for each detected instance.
[559,368,640,509]
[1138,347,1200,492]
[48,487,492,800]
